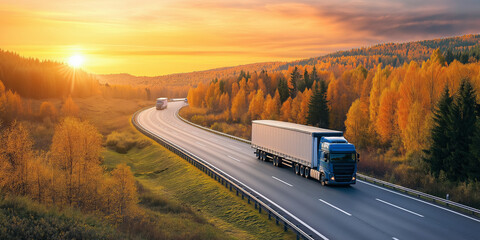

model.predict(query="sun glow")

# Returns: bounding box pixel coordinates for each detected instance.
[68,55,84,68]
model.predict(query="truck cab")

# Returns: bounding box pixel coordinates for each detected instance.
[318,137,358,185]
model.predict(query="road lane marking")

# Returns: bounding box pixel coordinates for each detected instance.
[142,107,328,240]
[197,142,206,147]
[173,142,328,239]
[272,176,293,187]
[359,180,480,223]
[376,198,424,217]
[227,155,241,162]
[319,199,352,216]
[392,237,399,240]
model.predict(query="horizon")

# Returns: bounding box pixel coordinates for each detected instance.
[2,0,480,76]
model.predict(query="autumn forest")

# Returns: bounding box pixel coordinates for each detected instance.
[1,34,480,238]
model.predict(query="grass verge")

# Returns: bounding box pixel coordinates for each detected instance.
[103,129,295,240]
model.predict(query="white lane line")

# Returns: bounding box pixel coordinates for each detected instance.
[163,135,328,240]
[376,198,424,217]
[319,199,352,216]
[197,142,206,147]
[392,237,399,240]
[144,107,328,240]
[227,155,241,162]
[272,176,293,187]
[359,180,480,223]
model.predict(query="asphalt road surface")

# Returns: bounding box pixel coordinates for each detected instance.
[136,101,480,240]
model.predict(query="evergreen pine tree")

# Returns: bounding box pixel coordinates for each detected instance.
[277,78,289,103]
[307,80,329,128]
[445,78,477,182]
[289,67,300,99]
[470,121,480,181]
[445,49,454,65]
[309,66,318,90]
[303,69,310,90]
[424,86,453,177]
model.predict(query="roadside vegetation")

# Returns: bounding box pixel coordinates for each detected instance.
[0,85,293,239]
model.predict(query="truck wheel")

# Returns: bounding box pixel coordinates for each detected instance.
[272,156,277,166]
[294,164,300,175]
[305,167,310,179]
[300,165,305,177]
[261,151,265,161]
[320,173,327,186]
[277,157,282,167]
[256,150,261,160]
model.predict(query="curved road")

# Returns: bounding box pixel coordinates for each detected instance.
[137,102,480,240]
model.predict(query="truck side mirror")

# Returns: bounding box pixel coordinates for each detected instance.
[324,153,329,162]
[356,153,360,162]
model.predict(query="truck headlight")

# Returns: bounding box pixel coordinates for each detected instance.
[352,176,356,180]
[330,176,335,181]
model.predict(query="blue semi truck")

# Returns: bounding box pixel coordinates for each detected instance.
[251,120,359,185]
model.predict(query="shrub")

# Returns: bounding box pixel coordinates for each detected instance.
[106,131,151,154]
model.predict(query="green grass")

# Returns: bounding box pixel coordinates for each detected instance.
[0,194,123,240]
[103,130,295,240]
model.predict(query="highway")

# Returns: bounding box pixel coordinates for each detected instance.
[136,101,480,240]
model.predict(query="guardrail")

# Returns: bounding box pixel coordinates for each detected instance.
[132,108,318,240]
[356,174,480,216]
[176,106,480,217]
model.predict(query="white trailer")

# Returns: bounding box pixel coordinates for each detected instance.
[252,120,358,185]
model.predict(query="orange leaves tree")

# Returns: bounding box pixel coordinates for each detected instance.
[344,99,371,148]
[248,90,264,120]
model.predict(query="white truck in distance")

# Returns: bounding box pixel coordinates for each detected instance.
[156,98,168,110]
[251,120,359,185]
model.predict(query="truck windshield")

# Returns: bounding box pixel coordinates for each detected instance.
[330,153,355,162]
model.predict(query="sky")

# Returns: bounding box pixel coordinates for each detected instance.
[1,0,480,76]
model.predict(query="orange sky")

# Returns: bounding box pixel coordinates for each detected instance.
[1,0,479,76]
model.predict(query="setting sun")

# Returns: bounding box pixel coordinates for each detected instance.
[68,55,84,68]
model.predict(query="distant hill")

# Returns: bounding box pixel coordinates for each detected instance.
[98,34,480,86]
[283,34,480,70]
[96,62,284,87]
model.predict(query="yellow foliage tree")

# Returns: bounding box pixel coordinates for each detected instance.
[0,121,33,195]
[50,117,103,209]
[297,89,312,124]
[231,89,247,122]
[248,90,264,120]
[344,99,371,148]
[105,163,138,223]
[376,88,399,144]
[262,90,281,120]
[280,97,292,122]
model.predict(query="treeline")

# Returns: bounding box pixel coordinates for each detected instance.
[0,49,187,100]
[0,50,99,98]
[289,34,480,71]
[184,50,480,206]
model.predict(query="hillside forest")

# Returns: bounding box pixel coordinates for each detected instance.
[183,46,480,208]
